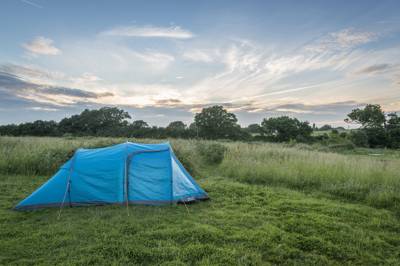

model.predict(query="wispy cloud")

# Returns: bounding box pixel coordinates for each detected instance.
[130,50,175,69]
[21,0,43,9]
[355,63,394,75]
[0,71,112,107]
[183,49,217,62]
[0,63,65,84]
[101,25,194,39]
[22,36,61,56]
[263,101,364,115]
[27,107,59,112]
[306,28,376,52]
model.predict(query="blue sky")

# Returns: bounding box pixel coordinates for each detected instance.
[1,0,399,126]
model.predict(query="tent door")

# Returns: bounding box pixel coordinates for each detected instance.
[127,150,172,203]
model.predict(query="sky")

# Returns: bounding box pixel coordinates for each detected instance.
[0,0,399,127]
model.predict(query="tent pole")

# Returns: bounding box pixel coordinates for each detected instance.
[182,200,190,214]
[125,149,129,216]
[57,181,70,220]
[57,151,77,220]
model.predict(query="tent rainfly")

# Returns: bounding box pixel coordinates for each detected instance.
[15,142,208,210]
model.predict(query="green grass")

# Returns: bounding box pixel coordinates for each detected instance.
[217,142,400,212]
[1,136,400,265]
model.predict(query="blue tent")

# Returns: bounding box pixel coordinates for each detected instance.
[15,142,208,210]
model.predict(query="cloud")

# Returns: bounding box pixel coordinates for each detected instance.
[154,98,182,106]
[22,36,61,56]
[262,101,364,115]
[184,40,361,103]
[355,64,393,75]
[72,72,102,83]
[27,107,59,112]
[0,63,65,85]
[130,50,175,69]
[306,28,376,52]
[0,71,113,107]
[101,25,194,39]
[183,49,216,62]
[40,86,113,99]
[21,0,43,9]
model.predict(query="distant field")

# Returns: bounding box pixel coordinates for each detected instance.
[1,137,400,265]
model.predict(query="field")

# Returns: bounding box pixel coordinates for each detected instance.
[1,137,400,265]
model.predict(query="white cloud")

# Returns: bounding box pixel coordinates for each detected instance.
[22,36,61,56]
[6,26,398,125]
[306,28,376,52]
[21,0,43,9]
[183,49,216,62]
[27,107,59,112]
[332,28,376,48]
[130,50,175,68]
[101,25,194,39]
[72,72,102,83]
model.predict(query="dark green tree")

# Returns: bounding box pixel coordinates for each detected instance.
[345,104,387,147]
[345,104,386,128]
[166,121,187,138]
[261,116,312,142]
[59,107,131,136]
[194,105,240,139]
[131,120,149,129]
[246,123,263,135]
[387,113,400,148]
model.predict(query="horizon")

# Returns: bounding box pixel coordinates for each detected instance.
[1,0,399,127]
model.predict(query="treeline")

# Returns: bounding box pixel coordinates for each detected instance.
[344,104,400,148]
[0,104,399,148]
[0,106,314,141]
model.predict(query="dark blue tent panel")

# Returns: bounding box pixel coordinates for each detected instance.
[15,142,208,210]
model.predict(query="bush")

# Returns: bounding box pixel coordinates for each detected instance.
[197,143,227,165]
[328,141,355,151]
[364,127,387,148]
[349,130,368,147]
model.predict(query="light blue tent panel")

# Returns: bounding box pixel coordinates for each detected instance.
[15,142,208,210]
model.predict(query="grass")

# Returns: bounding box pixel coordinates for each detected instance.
[1,136,400,264]
[216,142,400,212]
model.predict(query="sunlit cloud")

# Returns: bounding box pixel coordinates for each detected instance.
[22,36,61,56]
[0,70,113,107]
[100,25,194,39]
[306,28,376,52]
[183,49,217,62]
[3,22,399,126]
[27,107,59,112]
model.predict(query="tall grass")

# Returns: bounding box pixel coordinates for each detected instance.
[1,136,399,212]
[217,142,400,211]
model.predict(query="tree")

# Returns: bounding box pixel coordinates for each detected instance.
[131,120,149,129]
[246,124,263,135]
[345,104,385,128]
[128,120,149,138]
[345,104,387,147]
[59,107,131,136]
[319,124,332,131]
[387,113,400,148]
[166,121,186,138]
[349,130,368,147]
[261,116,312,142]
[194,105,240,139]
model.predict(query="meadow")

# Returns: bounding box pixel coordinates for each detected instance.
[1,136,400,265]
